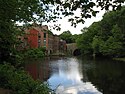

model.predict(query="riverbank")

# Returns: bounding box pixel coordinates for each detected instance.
[0,88,11,94]
[0,64,50,94]
[49,52,66,56]
[113,57,125,62]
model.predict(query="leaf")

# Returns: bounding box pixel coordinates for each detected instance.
[88,2,95,8]
[56,0,61,4]
[64,3,70,8]
[92,11,98,17]
[75,16,80,19]
[116,4,122,10]
[68,18,74,22]
[56,6,59,11]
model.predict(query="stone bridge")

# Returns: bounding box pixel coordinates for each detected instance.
[66,43,81,56]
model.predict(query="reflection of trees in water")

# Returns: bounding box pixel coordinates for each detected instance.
[79,56,95,82]
[84,59,125,94]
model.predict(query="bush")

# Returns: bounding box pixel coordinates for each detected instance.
[0,64,51,94]
[24,47,45,58]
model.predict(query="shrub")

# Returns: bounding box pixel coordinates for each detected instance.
[24,47,45,58]
[0,64,51,94]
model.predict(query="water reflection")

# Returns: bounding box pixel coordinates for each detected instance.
[25,59,50,81]
[84,58,125,94]
[47,57,102,94]
[25,56,125,94]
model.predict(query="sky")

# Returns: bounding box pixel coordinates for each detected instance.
[44,8,105,35]
[17,3,105,35]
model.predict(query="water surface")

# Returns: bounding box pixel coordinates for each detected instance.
[25,56,125,94]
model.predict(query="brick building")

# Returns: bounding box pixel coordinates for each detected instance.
[19,24,66,55]
[53,35,60,53]
[26,28,39,48]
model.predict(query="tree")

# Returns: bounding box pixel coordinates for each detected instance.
[100,25,124,56]
[71,34,79,43]
[77,22,101,54]
[59,30,73,43]
[100,36,123,56]
[77,31,93,54]
[50,0,125,27]
[0,0,46,64]
[76,7,125,57]
[92,36,103,55]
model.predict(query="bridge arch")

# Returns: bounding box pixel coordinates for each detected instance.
[73,49,81,56]
[66,43,81,56]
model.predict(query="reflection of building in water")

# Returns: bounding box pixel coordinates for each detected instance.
[25,61,39,80]
[25,59,51,81]
[39,59,51,81]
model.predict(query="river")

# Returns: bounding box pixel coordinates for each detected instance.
[25,56,125,94]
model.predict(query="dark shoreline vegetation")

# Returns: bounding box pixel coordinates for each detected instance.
[113,58,125,62]
[0,48,52,94]
[0,64,51,94]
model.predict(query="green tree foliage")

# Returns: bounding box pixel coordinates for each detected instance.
[0,64,50,94]
[77,7,125,57]
[0,0,53,93]
[0,0,46,64]
[50,0,124,27]
[99,37,122,56]
[100,25,123,56]
[59,30,73,43]
[24,47,45,58]
[77,23,100,54]
[59,30,79,43]
[71,34,79,43]
[116,7,125,33]
[77,32,93,54]
[92,36,103,54]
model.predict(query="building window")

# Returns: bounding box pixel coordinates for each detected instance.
[44,33,46,38]
[44,39,46,46]
[38,33,41,38]
[44,39,46,43]
[38,39,41,43]
[38,35,41,38]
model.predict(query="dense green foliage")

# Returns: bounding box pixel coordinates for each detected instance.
[0,0,52,93]
[47,0,124,27]
[0,0,46,64]
[59,30,79,43]
[59,31,73,43]
[24,47,46,58]
[77,7,125,57]
[0,64,50,94]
